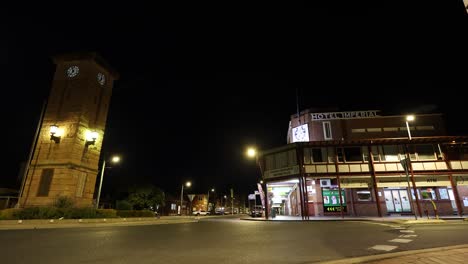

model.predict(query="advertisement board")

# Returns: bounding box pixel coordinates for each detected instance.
[322,189,346,212]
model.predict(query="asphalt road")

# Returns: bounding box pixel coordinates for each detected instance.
[1,217,467,264]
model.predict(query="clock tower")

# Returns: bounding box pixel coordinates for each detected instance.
[19,53,119,208]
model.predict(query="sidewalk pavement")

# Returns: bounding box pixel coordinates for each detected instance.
[241,215,468,225]
[318,244,468,264]
[0,216,200,230]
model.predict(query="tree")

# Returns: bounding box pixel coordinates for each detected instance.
[127,185,165,211]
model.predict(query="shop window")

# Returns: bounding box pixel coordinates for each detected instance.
[420,189,437,200]
[438,188,449,200]
[356,190,372,201]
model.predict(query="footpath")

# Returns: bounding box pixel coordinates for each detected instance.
[0,215,199,230]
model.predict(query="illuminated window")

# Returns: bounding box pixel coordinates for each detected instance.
[421,189,436,200]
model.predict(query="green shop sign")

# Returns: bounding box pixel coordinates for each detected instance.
[322,189,346,212]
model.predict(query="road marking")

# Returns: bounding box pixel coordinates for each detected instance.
[389,238,412,243]
[369,245,398,251]
[400,230,415,233]
[399,234,418,238]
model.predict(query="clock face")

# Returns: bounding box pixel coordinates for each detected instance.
[66,66,79,77]
[97,73,106,85]
[292,124,309,142]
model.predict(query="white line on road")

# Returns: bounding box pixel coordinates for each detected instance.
[369,245,398,251]
[399,230,415,233]
[399,234,418,238]
[388,238,413,243]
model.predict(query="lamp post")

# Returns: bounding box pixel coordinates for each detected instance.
[406,115,415,140]
[207,188,214,211]
[96,155,120,209]
[179,181,191,215]
[403,114,417,220]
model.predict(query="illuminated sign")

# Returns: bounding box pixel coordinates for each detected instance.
[311,110,380,120]
[322,189,346,212]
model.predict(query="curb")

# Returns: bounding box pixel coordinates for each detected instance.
[0,217,199,230]
[315,244,468,264]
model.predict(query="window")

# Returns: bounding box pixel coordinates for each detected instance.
[303,148,311,164]
[438,188,449,200]
[76,172,87,198]
[371,146,381,162]
[356,190,372,201]
[337,148,344,162]
[383,127,399,132]
[306,148,334,163]
[343,147,363,162]
[367,128,382,132]
[420,189,437,200]
[312,148,326,163]
[382,145,401,161]
[362,146,369,161]
[409,144,436,161]
[323,121,332,140]
[37,169,54,197]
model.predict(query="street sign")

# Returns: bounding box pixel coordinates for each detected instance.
[248,194,255,200]
[187,194,195,202]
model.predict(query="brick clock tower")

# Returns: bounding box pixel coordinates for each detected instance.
[19,53,119,207]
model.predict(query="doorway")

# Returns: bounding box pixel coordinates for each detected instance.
[384,189,411,213]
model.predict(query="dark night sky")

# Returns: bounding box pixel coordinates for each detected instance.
[2,3,468,199]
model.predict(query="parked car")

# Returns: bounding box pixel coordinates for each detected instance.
[250,206,263,217]
[192,210,210,216]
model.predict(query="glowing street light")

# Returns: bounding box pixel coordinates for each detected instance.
[246,147,257,158]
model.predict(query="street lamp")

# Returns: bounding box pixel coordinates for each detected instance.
[406,115,415,140]
[403,114,417,220]
[246,147,257,158]
[207,188,215,211]
[179,181,191,215]
[96,155,120,209]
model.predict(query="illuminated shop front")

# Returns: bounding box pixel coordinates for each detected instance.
[257,109,468,219]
